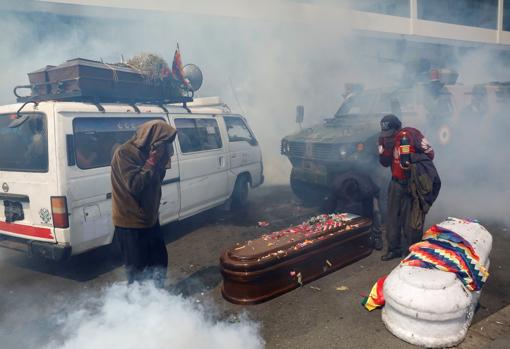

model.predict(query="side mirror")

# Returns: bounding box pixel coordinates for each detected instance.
[296,105,304,124]
[8,114,30,128]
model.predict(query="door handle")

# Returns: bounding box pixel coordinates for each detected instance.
[219,155,225,167]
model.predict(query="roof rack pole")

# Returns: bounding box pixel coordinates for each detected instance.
[16,101,38,118]
[130,103,141,113]
[183,101,191,113]
[90,99,105,113]
[158,104,169,114]
[13,85,33,99]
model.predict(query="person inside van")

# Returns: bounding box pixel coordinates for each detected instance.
[23,116,47,170]
[74,133,100,169]
[111,120,177,287]
[76,146,98,168]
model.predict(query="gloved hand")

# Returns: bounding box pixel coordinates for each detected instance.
[145,146,165,168]
[379,135,395,151]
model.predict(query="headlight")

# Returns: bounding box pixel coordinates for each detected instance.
[339,145,348,158]
[281,140,290,154]
[339,143,359,159]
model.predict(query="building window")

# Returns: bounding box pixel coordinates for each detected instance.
[346,0,410,18]
[418,0,498,29]
[504,0,510,31]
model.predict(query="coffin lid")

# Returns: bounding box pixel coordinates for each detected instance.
[16,57,193,105]
[45,58,143,74]
[227,213,370,262]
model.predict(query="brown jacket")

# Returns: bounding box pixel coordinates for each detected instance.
[111,120,177,228]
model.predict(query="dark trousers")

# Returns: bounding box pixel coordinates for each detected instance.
[370,196,383,241]
[386,179,423,255]
[115,224,168,287]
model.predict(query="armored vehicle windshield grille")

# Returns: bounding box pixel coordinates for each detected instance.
[312,143,335,160]
[288,141,305,157]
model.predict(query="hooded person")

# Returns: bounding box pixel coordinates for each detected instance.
[111,120,177,286]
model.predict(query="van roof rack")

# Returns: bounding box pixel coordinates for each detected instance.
[13,85,193,111]
[14,86,193,104]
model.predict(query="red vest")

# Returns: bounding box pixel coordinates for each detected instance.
[379,127,434,180]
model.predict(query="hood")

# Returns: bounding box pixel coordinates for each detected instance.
[283,117,380,144]
[131,120,177,150]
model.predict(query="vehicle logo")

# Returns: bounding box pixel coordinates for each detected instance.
[2,183,8,193]
[39,208,52,224]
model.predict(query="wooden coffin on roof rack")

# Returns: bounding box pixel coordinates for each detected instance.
[220,213,373,305]
[16,58,190,104]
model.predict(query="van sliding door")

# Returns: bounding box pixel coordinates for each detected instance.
[173,116,228,218]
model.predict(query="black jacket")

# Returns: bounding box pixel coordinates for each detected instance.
[410,153,441,213]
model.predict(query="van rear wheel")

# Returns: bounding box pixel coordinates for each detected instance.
[231,175,249,209]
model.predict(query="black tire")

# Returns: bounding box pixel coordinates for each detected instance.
[231,175,250,209]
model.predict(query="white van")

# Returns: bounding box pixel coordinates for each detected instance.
[0,97,263,260]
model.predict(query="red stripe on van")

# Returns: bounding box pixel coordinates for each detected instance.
[0,221,53,239]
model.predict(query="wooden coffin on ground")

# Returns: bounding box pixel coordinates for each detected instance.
[22,58,184,103]
[220,213,373,305]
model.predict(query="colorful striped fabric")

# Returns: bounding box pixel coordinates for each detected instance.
[362,275,387,311]
[401,225,489,291]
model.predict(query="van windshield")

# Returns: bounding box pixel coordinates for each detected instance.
[0,113,48,172]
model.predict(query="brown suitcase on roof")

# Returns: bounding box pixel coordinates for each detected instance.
[220,213,373,305]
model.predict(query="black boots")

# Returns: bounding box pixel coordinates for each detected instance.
[381,251,402,261]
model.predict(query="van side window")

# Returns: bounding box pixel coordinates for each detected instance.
[175,118,222,153]
[0,113,48,172]
[73,117,161,169]
[224,116,256,144]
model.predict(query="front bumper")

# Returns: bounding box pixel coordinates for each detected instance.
[292,166,329,186]
[0,234,71,261]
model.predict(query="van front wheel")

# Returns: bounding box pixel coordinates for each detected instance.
[231,175,249,209]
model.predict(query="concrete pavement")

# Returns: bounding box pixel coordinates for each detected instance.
[0,185,508,348]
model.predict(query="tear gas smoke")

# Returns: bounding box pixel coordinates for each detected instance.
[0,1,509,226]
[43,282,264,349]
[0,3,402,184]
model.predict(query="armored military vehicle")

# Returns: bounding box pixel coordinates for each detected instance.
[280,69,461,204]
